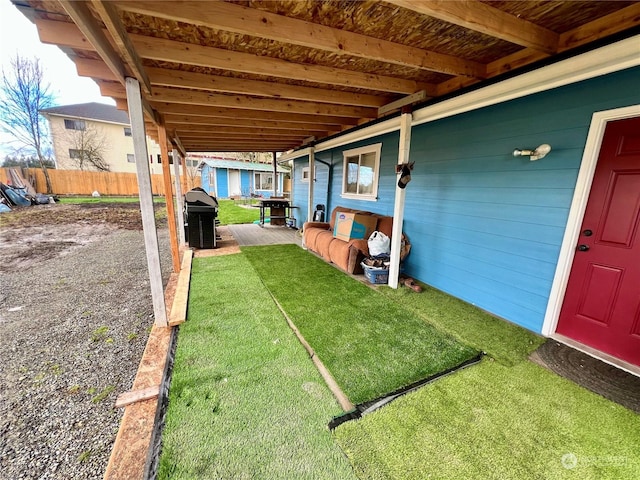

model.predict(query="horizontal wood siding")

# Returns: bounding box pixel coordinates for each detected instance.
[294,67,639,333]
[403,67,640,332]
[0,168,200,196]
[292,158,309,226]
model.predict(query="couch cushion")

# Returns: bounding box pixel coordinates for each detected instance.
[315,230,335,261]
[304,227,326,252]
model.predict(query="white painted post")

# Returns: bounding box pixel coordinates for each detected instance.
[307,148,315,224]
[125,77,168,326]
[272,151,278,197]
[389,112,412,289]
[173,148,185,245]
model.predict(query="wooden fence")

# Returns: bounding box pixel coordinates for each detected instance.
[0,167,200,196]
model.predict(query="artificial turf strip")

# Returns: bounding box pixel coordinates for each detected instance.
[157,255,357,480]
[334,359,640,480]
[378,282,545,365]
[242,244,479,405]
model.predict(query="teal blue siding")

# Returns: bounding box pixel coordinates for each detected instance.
[292,67,640,333]
[216,169,228,198]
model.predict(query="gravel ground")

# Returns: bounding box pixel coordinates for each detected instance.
[0,203,171,479]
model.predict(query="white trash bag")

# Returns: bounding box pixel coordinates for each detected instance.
[368,231,391,257]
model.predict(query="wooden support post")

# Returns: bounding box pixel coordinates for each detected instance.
[307,148,315,224]
[389,112,412,289]
[158,123,180,273]
[125,77,168,327]
[172,148,186,245]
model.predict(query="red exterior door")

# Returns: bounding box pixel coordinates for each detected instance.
[556,116,640,366]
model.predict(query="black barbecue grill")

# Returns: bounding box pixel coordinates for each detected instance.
[184,188,219,249]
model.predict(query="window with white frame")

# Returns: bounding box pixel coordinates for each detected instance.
[342,143,382,200]
[254,172,273,190]
[301,166,310,183]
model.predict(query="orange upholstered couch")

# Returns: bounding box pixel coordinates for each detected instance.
[302,206,393,274]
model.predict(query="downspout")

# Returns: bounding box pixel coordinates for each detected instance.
[172,148,185,245]
[389,111,412,289]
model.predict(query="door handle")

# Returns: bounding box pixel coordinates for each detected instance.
[577,244,590,252]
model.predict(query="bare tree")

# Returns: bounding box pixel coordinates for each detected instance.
[66,123,110,171]
[0,55,55,193]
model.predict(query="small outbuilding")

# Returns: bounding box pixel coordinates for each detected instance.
[197,157,289,199]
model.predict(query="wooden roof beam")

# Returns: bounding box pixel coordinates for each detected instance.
[149,102,359,126]
[163,115,336,133]
[99,82,376,119]
[89,0,152,94]
[35,18,427,95]
[169,132,187,158]
[387,0,559,54]
[56,2,158,124]
[73,58,391,108]
[130,34,426,95]
[115,0,485,78]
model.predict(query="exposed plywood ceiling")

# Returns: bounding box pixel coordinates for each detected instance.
[16,0,640,153]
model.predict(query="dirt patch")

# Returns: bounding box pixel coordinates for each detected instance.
[0,203,166,273]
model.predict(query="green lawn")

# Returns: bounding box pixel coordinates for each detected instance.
[242,245,479,404]
[378,282,544,365]
[334,359,640,480]
[158,254,356,479]
[216,199,260,225]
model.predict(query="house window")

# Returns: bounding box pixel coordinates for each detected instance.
[68,148,82,159]
[254,172,273,190]
[342,143,382,201]
[157,154,162,164]
[127,154,135,163]
[64,119,85,130]
[301,167,310,183]
[124,127,132,136]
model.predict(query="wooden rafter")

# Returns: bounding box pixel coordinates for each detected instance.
[387,0,559,54]
[99,82,377,119]
[89,0,151,94]
[55,2,159,124]
[115,0,486,78]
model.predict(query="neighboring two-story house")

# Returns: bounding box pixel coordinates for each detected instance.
[40,102,165,173]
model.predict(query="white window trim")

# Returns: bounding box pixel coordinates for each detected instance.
[254,171,274,191]
[301,166,310,183]
[341,143,382,201]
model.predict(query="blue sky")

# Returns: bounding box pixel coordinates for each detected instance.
[1,0,114,156]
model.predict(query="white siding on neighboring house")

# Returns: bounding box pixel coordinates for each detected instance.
[42,103,163,174]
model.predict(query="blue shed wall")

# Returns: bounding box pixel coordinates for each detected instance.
[216,169,229,198]
[293,66,640,334]
[240,170,250,196]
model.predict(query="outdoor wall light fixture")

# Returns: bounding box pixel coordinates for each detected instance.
[513,144,551,161]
